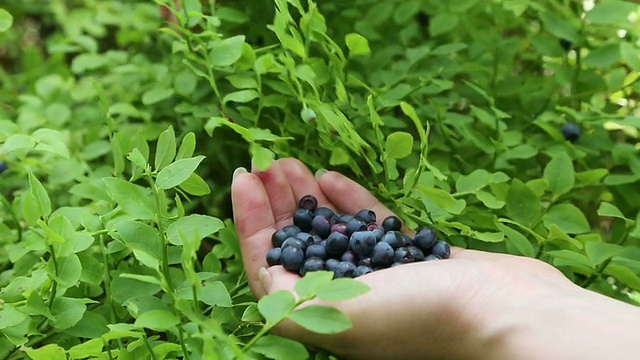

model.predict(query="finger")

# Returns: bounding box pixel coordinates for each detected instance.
[231,171,278,295]
[317,170,395,220]
[278,158,335,210]
[252,159,298,229]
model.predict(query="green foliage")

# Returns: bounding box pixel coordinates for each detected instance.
[2,0,640,358]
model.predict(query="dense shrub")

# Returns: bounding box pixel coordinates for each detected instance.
[1,0,640,358]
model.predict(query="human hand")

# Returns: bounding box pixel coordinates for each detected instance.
[231,158,640,359]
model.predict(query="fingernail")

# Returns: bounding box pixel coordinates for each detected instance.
[258,267,272,294]
[232,167,247,181]
[315,169,327,180]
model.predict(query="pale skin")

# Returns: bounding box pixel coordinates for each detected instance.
[231,158,640,359]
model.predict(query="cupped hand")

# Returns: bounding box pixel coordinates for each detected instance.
[231,158,586,359]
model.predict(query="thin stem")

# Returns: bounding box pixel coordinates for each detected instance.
[0,193,22,243]
[47,245,59,311]
[143,335,159,360]
[580,258,613,288]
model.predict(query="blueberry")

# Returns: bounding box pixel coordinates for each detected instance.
[295,232,315,245]
[325,258,340,272]
[271,229,289,248]
[337,214,354,224]
[349,231,377,257]
[561,122,581,142]
[293,208,314,232]
[371,228,385,241]
[381,231,404,249]
[326,232,350,257]
[346,218,367,236]
[414,227,437,251]
[559,38,573,51]
[300,257,325,276]
[281,246,305,271]
[401,234,414,247]
[0,162,8,175]
[281,237,308,252]
[382,216,402,232]
[340,250,358,264]
[330,223,347,235]
[358,257,373,267]
[311,215,332,238]
[282,225,301,237]
[299,194,318,211]
[306,244,327,260]
[314,207,335,219]
[266,247,282,266]
[334,261,357,278]
[371,242,394,267]
[431,240,451,259]
[354,265,373,277]
[425,254,442,261]
[394,247,415,264]
[407,246,425,261]
[354,209,376,223]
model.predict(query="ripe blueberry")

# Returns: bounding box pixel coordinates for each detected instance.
[325,258,340,272]
[0,162,8,175]
[349,231,377,257]
[300,257,325,276]
[382,216,402,232]
[281,246,305,271]
[311,215,332,238]
[354,265,373,277]
[414,227,437,251]
[337,214,354,224]
[281,237,308,252]
[407,246,425,261]
[431,240,451,259]
[561,122,580,142]
[306,244,327,260]
[326,232,350,257]
[354,209,376,223]
[282,225,301,237]
[293,208,314,232]
[330,223,347,235]
[340,250,358,264]
[371,242,394,267]
[334,261,357,278]
[314,207,335,219]
[266,247,282,266]
[271,229,289,248]
[346,218,367,236]
[299,194,318,211]
[381,231,404,249]
[393,247,415,264]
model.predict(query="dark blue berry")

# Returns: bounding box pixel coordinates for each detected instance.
[337,214,354,224]
[354,265,373,277]
[299,195,318,211]
[306,244,327,260]
[431,240,451,259]
[325,258,340,272]
[382,216,402,232]
[281,246,305,271]
[295,232,316,247]
[282,225,301,237]
[561,122,581,142]
[346,218,367,236]
[326,232,349,257]
[381,231,404,249]
[334,261,357,278]
[340,250,358,264]
[414,227,437,251]
[349,231,377,257]
[311,215,332,238]
[393,247,415,264]
[0,162,8,175]
[407,246,425,261]
[559,38,572,51]
[300,257,325,276]
[314,207,335,219]
[293,208,314,232]
[371,228,385,241]
[271,229,289,248]
[266,248,282,266]
[401,234,414,247]
[281,237,308,252]
[371,242,394,267]
[354,209,376,223]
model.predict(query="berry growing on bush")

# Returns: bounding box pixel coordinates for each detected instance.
[0,162,8,175]
[561,122,581,142]
[266,194,452,277]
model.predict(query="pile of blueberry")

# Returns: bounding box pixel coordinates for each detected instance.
[266,195,451,278]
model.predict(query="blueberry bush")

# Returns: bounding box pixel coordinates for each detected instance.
[2,0,640,358]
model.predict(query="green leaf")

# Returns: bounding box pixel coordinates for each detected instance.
[583,43,620,68]
[548,224,584,250]
[167,214,224,246]
[496,223,535,257]
[156,155,205,189]
[597,202,631,222]
[176,132,196,160]
[28,172,51,218]
[384,132,413,159]
[24,344,66,360]
[209,35,246,67]
[456,169,491,193]
[506,179,541,228]
[200,280,232,307]
[252,335,309,360]
[543,204,590,234]
[546,250,594,269]
[103,178,155,220]
[0,8,13,32]
[179,173,211,196]
[586,0,636,25]
[258,290,296,324]
[316,279,370,301]
[68,338,104,359]
[223,89,259,103]
[115,220,162,265]
[2,134,36,153]
[174,71,198,96]
[475,191,505,209]
[294,271,335,299]
[32,128,70,158]
[251,144,275,171]
[0,306,28,330]
[134,310,179,331]
[155,126,177,170]
[289,305,352,334]
[585,242,624,266]
[429,13,459,36]
[543,152,575,198]
[142,87,174,105]
[345,33,370,56]
[51,297,92,330]
[51,254,82,291]
[540,10,578,41]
